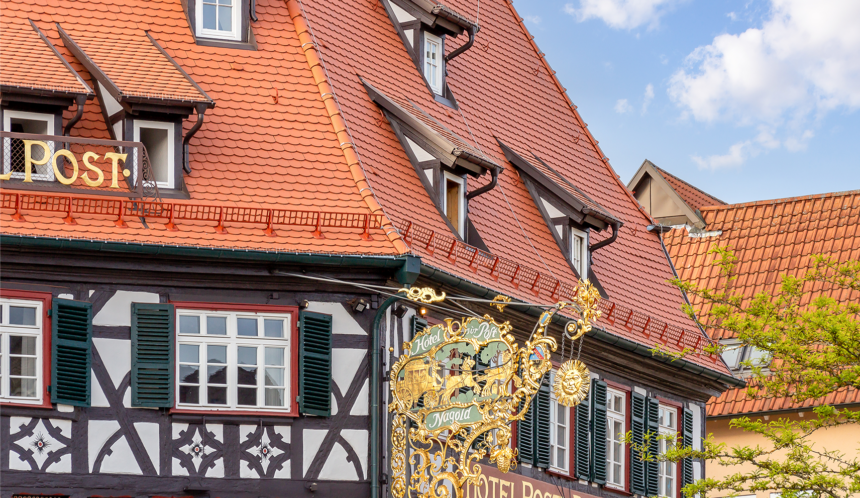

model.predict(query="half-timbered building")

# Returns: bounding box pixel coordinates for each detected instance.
[1,1,742,498]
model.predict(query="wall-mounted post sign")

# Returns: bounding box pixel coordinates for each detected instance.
[389,282,601,498]
[0,132,158,199]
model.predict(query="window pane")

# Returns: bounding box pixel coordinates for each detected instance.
[180,344,199,363]
[557,425,566,445]
[557,403,566,421]
[10,356,36,376]
[238,366,257,386]
[208,345,227,364]
[265,347,284,366]
[557,448,565,466]
[237,346,257,365]
[264,319,284,338]
[208,386,227,404]
[9,336,36,355]
[208,365,227,384]
[180,365,199,384]
[10,378,36,397]
[237,318,257,336]
[180,315,200,334]
[265,368,284,387]
[207,316,227,335]
[238,387,256,405]
[217,5,232,31]
[721,345,741,368]
[180,385,199,404]
[203,3,216,29]
[9,306,36,326]
[265,387,284,407]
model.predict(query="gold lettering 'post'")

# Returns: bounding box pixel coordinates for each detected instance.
[104,152,128,189]
[22,140,51,182]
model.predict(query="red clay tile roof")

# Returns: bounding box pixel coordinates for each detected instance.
[0,18,92,95]
[664,190,860,414]
[708,385,860,417]
[0,0,403,257]
[294,0,730,375]
[654,166,727,212]
[59,25,212,104]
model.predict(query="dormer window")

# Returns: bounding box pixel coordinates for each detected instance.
[134,120,176,190]
[424,33,443,94]
[197,0,241,41]
[443,171,466,234]
[2,110,57,181]
[570,227,587,278]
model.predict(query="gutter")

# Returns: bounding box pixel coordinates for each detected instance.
[419,263,746,388]
[589,219,619,253]
[445,25,476,62]
[0,235,420,278]
[183,103,208,173]
[465,166,499,200]
[63,94,87,138]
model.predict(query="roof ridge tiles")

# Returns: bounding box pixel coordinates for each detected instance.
[700,189,860,212]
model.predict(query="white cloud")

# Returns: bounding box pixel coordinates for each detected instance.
[670,0,860,161]
[564,0,681,30]
[669,0,860,125]
[692,141,750,170]
[641,83,655,114]
[727,11,738,21]
[523,15,542,24]
[614,99,634,114]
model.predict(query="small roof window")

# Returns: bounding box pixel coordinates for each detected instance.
[197,0,242,41]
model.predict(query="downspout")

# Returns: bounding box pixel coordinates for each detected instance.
[182,103,208,173]
[371,292,407,498]
[465,165,499,200]
[445,25,476,62]
[63,94,87,138]
[589,219,619,253]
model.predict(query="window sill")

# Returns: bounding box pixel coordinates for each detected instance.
[0,399,52,409]
[194,37,257,51]
[605,484,632,496]
[434,93,458,109]
[546,469,574,481]
[170,407,299,417]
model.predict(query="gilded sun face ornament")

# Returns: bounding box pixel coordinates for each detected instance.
[553,360,590,407]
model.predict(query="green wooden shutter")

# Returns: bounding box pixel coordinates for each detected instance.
[131,303,174,407]
[646,397,660,496]
[517,394,535,464]
[574,382,591,480]
[534,377,551,468]
[51,298,92,406]
[411,316,427,337]
[590,379,608,485]
[682,407,695,490]
[299,311,332,416]
[630,392,647,495]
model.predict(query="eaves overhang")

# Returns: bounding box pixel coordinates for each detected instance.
[391,0,478,35]
[418,262,745,389]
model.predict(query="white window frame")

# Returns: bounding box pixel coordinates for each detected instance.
[2,110,56,181]
[133,120,175,190]
[605,387,627,490]
[195,0,242,41]
[549,370,570,473]
[570,227,587,278]
[175,308,293,413]
[442,171,466,235]
[658,404,679,498]
[0,298,44,405]
[423,32,443,94]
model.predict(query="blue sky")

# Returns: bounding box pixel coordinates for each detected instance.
[516,0,860,204]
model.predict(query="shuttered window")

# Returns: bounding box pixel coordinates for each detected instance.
[549,370,570,473]
[574,381,591,480]
[630,392,647,495]
[517,394,535,464]
[517,375,551,467]
[590,379,608,485]
[299,310,332,416]
[131,303,174,407]
[605,388,627,489]
[646,397,661,496]
[658,404,679,497]
[0,297,45,405]
[51,299,92,406]
[681,407,695,492]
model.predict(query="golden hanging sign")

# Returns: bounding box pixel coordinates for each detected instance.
[389,281,601,498]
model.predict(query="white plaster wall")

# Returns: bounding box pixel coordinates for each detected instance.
[93,291,159,326]
[306,301,367,335]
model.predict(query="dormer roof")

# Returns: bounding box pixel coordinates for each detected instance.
[58,24,214,111]
[0,19,93,99]
[389,0,477,35]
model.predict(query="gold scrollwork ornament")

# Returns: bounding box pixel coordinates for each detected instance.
[553,360,590,407]
[398,286,447,303]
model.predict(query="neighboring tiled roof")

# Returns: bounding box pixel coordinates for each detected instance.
[0,0,402,257]
[654,166,727,212]
[664,190,860,414]
[296,0,730,376]
[708,385,860,417]
[60,26,211,104]
[0,18,92,95]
